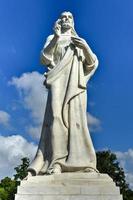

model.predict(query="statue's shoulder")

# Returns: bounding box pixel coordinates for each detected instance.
[46,34,54,41]
[44,34,54,48]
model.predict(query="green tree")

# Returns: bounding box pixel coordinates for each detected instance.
[96,150,133,200]
[0,188,8,200]
[0,177,17,200]
[0,157,30,200]
[13,157,30,181]
[126,189,133,200]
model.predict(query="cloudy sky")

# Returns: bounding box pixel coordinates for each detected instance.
[0,0,133,189]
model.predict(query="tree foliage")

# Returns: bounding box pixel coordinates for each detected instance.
[96,150,133,200]
[0,157,30,200]
[0,177,17,200]
[13,157,30,181]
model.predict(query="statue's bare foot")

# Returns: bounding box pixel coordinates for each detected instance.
[23,172,33,180]
[47,164,62,175]
[53,164,62,174]
[84,168,99,173]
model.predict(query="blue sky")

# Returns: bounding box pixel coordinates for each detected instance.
[0,0,133,188]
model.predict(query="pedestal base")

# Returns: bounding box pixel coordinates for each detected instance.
[15,173,123,200]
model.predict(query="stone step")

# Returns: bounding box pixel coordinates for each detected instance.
[22,173,113,182]
[21,179,115,187]
[20,173,114,187]
[18,185,120,195]
[15,173,123,200]
[15,194,123,200]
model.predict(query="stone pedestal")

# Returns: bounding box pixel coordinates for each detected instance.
[15,173,123,200]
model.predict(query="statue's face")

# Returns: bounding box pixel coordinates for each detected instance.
[60,12,73,30]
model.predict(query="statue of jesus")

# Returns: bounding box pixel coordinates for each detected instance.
[27,11,99,178]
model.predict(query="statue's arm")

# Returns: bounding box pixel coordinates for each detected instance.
[83,48,99,76]
[71,37,98,75]
[40,35,58,67]
[83,45,97,65]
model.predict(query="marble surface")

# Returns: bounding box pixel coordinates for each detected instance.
[15,173,123,200]
[28,11,99,177]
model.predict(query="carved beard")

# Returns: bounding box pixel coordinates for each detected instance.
[61,22,73,29]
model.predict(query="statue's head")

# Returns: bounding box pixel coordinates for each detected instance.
[60,11,74,30]
[58,11,77,36]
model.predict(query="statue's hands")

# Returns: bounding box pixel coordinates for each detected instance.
[71,36,95,63]
[71,37,89,51]
[54,19,61,38]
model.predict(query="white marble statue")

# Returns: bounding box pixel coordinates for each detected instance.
[27,11,99,178]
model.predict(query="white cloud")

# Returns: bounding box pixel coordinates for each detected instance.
[0,134,37,179]
[87,112,101,132]
[10,71,48,124]
[116,149,133,189]
[117,149,133,169]
[0,110,10,127]
[126,173,133,190]
[27,125,42,139]
[10,71,48,139]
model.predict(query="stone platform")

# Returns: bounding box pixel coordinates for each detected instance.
[15,173,123,200]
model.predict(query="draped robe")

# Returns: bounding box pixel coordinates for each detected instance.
[28,35,98,175]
